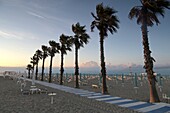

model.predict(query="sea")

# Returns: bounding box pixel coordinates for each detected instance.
[0,66,170,76]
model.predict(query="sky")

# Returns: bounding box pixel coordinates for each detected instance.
[0,0,170,74]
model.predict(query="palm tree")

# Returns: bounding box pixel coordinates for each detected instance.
[30,54,37,79]
[72,22,90,88]
[59,34,72,85]
[48,40,60,83]
[129,0,170,103]
[91,3,119,94]
[35,49,42,80]
[26,64,32,79]
[41,45,48,81]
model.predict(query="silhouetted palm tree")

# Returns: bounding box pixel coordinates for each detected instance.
[91,3,119,94]
[48,40,60,83]
[41,45,48,81]
[35,49,42,80]
[26,64,32,79]
[129,0,169,103]
[59,34,72,85]
[30,54,37,78]
[72,22,90,88]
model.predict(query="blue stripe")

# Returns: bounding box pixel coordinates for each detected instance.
[102,98,124,102]
[79,92,97,95]
[77,92,94,95]
[115,100,138,105]
[80,93,102,97]
[128,103,154,109]
[147,106,170,113]
[91,96,112,99]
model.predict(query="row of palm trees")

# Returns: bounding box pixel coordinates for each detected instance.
[26,0,170,103]
[26,22,90,88]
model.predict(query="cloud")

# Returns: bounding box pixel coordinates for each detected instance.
[80,61,100,74]
[81,61,143,70]
[27,11,46,19]
[0,30,38,40]
[154,64,170,69]
[107,63,137,70]
[107,63,127,70]
[26,10,74,30]
[106,63,170,74]
[80,61,144,74]
[79,61,170,74]
[0,30,23,40]
[81,61,99,68]
[105,63,145,74]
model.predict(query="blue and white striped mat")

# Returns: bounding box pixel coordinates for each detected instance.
[24,78,170,113]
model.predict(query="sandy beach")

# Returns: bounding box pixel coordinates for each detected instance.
[50,74,170,104]
[0,76,140,113]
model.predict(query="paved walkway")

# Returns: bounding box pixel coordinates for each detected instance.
[24,78,170,113]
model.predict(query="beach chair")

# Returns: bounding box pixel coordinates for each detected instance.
[92,84,99,89]
[81,82,87,86]
[21,88,30,95]
[17,80,21,84]
[40,88,48,94]
[29,85,41,94]
[68,79,72,83]
[21,82,26,88]
[162,93,170,103]
[48,92,56,104]
[30,88,38,94]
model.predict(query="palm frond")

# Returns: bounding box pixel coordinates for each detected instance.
[128,6,142,19]
[71,22,90,49]
[59,34,72,55]
[91,3,119,37]
[91,21,97,32]
[91,12,99,21]
[151,57,156,62]
[148,11,160,25]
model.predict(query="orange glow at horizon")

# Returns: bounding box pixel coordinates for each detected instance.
[0,49,29,67]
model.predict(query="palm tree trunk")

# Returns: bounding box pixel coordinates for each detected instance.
[142,10,160,102]
[41,56,45,81]
[75,46,79,88]
[32,64,36,85]
[49,56,53,83]
[32,65,35,79]
[35,64,38,80]
[28,70,30,78]
[100,31,108,94]
[60,52,64,85]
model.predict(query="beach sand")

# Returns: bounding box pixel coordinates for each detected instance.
[52,75,170,104]
[0,76,139,113]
